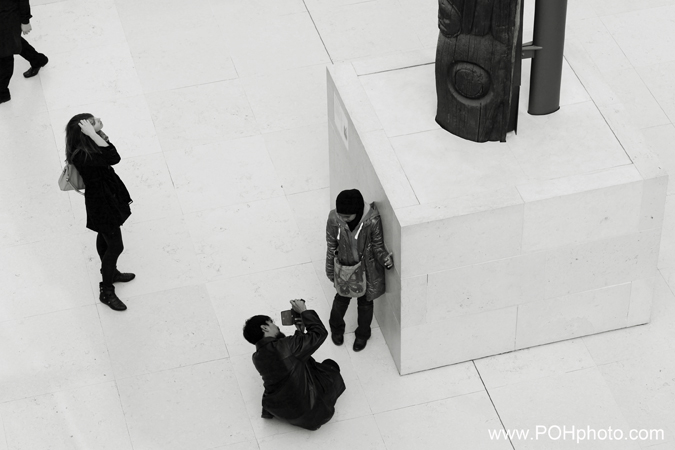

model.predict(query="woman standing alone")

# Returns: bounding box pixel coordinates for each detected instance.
[325,189,393,351]
[65,113,134,311]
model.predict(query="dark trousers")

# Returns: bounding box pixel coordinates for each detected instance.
[0,38,47,98]
[96,228,124,286]
[0,55,13,99]
[329,294,373,340]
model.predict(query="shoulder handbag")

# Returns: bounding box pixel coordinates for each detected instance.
[58,150,85,195]
[333,224,369,297]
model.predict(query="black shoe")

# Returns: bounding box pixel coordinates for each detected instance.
[353,337,368,352]
[331,333,344,346]
[99,283,127,311]
[23,56,48,78]
[113,271,136,283]
[0,96,9,104]
[261,408,273,419]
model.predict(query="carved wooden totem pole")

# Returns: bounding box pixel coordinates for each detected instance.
[436,0,523,142]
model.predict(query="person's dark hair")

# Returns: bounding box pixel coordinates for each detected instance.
[65,113,101,163]
[336,189,365,231]
[243,315,272,344]
[336,189,364,215]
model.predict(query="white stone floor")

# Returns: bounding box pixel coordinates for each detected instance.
[1,0,675,448]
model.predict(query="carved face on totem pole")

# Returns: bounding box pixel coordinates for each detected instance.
[435,0,522,142]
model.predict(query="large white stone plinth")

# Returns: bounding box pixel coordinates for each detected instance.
[327,45,667,375]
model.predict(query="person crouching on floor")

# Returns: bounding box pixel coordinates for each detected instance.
[243,299,345,431]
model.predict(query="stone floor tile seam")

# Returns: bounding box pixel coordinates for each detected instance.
[198,258,316,284]
[130,149,187,217]
[137,64,243,94]
[284,185,331,200]
[369,411,392,450]
[110,380,136,450]
[387,150,422,207]
[354,60,434,77]
[595,14,635,64]
[201,286,234,360]
[302,2,335,65]
[642,122,675,132]
[632,66,675,128]
[179,192,291,220]
[579,323,654,367]
[25,37,131,60]
[0,376,119,410]
[204,261,321,286]
[341,347,378,417]
[505,146,531,198]
[0,411,7,450]
[467,360,515,450]
[369,385,489,418]
[109,356,233,384]
[0,294,98,325]
[235,61,331,88]
[504,329,603,355]
[563,58,641,171]
[94,301,126,384]
[348,356,487,413]
[658,269,675,298]
[235,65,270,134]
[258,133,312,199]
[121,209,188,227]
[513,305,520,354]
[141,75,255,99]
[375,140,422,207]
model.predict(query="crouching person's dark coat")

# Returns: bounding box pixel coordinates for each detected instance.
[252,310,346,430]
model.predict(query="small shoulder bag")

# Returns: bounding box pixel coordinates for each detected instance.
[333,223,368,297]
[58,150,85,195]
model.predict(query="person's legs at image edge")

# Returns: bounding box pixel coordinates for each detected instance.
[0,55,14,102]
[19,37,47,78]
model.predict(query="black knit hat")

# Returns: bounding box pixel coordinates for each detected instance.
[336,189,364,215]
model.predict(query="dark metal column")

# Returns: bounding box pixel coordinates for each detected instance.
[528,0,568,115]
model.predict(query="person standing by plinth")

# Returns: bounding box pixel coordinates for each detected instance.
[325,189,393,352]
[65,113,134,311]
[0,0,49,104]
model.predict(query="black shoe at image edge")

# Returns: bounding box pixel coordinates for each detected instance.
[23,55,49,78]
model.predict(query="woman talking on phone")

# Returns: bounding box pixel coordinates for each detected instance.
[65,113,134,311]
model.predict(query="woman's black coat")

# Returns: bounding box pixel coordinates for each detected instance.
[0,0,31,57]
[72,142,132,234]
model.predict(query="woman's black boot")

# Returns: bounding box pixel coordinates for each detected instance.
[102,269,136,283]
[99,283,127,311]
[113,270,135,283]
